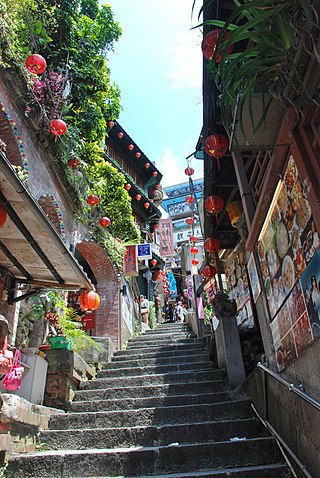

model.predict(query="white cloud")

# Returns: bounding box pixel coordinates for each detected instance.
[157,147,203,188]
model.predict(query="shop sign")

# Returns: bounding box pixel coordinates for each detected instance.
[204,278,217,303]
[158,219,174,256]
[123,245,138,276]
[137,243,152,260]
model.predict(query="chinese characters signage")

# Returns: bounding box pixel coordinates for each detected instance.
[123,245,138,276]
[158,219,174,256]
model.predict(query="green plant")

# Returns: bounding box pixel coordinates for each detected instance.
[59,307,102,355]
[148,300,156,329]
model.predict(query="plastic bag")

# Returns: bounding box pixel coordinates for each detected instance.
[3,349,24,391]
[0,337,12,375]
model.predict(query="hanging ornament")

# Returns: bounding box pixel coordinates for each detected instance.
[99,217,111,228]
[144,202,150,209]
[152,171,158,177]
[86,194,99,206]
[151,259,158,266]
[68,156,81,170]
[186,217,194,225]
[202,265,217,279]
[205,195,224,222]
[79,290,100,311]
[204,237,221,253]
[190,246,199,255]
[25,54,47,74]
[0,205,7,228]
[191,258,199,266]
[153,224,158,230]
[125,183,132,191]
[128,144,134,151]
[186,195,195,204]
[204,134,229,169]
[185,167,194,177]
[135,152,141,158]
[107,121,115,128]
[49,119,67,137]
[226,201,243,228]
[145,162,150,169]
[189,236,198,243]
[118,132,124,139]
[201,29,234,62]
[154,184,160,190]
[135,194,142,201]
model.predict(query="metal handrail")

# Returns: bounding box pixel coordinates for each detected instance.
[258,362,320,411]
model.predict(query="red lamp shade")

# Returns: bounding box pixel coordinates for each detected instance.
[202,265,217,279]
[145,163,150,169]
[204,134,229,158]
[135,152,141,158]
[152,171,158,177]
[49,119,67,136]
[201,29,234,62]
[144,202,150,209]
[185,167,194,177]
[86,194,100,206]
[25,54,47,74]
[99,216,111,228]
[128,144,134,151]
[186,195,195,204]
[79,290,100,312]
[68,156,81,170]
[118,132,123,139]
[135,194,142,201]
[0,205,7,228]
[190,246,199,255]
[151,259,158,266]
[107,121,115,128]
[125,183,131,191]
[189,236,198,243]
[205,195,224,215]
[186,218,194,225]
[191,258,199,266]
[204,237,221,253]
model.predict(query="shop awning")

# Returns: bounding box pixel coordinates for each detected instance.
[0,153,93,298]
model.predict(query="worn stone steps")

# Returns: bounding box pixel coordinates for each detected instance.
[96,361,214,378]
[107,353,208,368]
[6,437,282,478]
[126,337,205,349]
[113,345,207,360]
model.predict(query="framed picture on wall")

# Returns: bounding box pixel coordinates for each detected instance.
[247,252,262,302]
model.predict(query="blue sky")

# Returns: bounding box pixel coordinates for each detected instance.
[107,0,204,186]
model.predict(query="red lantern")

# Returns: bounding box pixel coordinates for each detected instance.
[185,167,194,177]
[145,163,150,169]
[49,119,67,136]
[201,29,234,62]
[186,195,195,204]
[186,218,194,225]
[190,246,199,255]
[118,132,123,139]
[135,194,141,201]
[144,202,150,209]
[191,258,199,266]
[79,290,100,311]
[204,237,221,253]
[128,144,134,151]
[202,265,217,279]
[125,183,131,191]
[99,217,111,228]
[151,259,158,266]
[68,156,81,170]
[86,194,99,206]
[205,195,224,215]
[135,152,141,158]
[107,121,115,128]
[25,54,47,74]
[153,224,158,230]
[152,171,158,177]
[204,134,229,168]
[189,236,198,243]
[0,205,7,228]
[154,184,160,190]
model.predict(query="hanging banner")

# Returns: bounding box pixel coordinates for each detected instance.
[158,219,174,256]
[123,245,138,276]
[137,243,152,260]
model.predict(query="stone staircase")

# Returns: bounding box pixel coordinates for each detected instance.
[6,322,291,478]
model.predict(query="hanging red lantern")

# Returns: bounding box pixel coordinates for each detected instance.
[204,237,221,253]
[118,132,123,139]
[99,216,111,228]
[186,218,194,225]
[186,195,195,204]
[185,167,194,177]
[0,205,7,228]
[204,134,229,169]
[135,152,141,158]
[201,29,234,62]
[191,258,199,266]
[107,121,115,128]
[161,271,166,276]
[145,163,150,169]
[190,246,199,255]
[49,119,67,137]
[135,194,142,201]
[79,290,100,312]
[128,144,134,151]
[86,194,99,206]
[25,54,47,74]
[189,236,198,243]
[205,195,224,216]
[125,183,131,191]
[68,156,81,170]
[153,224,158,230]
[144,202,150,209]
[151,259,158,266]
[202,265,217,279]
[154,184,160,190]
[152,171,158,177]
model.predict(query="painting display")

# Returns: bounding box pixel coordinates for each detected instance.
[225,250,250,312]
[247,252,262,302]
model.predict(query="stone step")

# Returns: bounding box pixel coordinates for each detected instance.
[96,361,214,378]
[106,353,208,368]
[74,380,227,402]
[48,399,252,430]
[6,437,281,478]
[40,417,263,450]
[144,328,192,335]
[70,390,230,411]
[113,345,206,360]
[130,333,196,342]
[126,338,204,349]
[79,369,225,390]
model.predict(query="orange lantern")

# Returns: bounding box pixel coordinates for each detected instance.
[226,201,243,227]
[204,237,220,253]
[201,29,234,62]
[205,195,224,216]
[0,205,7,228]
[25,54,47,74]
[202,265,217,279]
[79,290,100,311]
